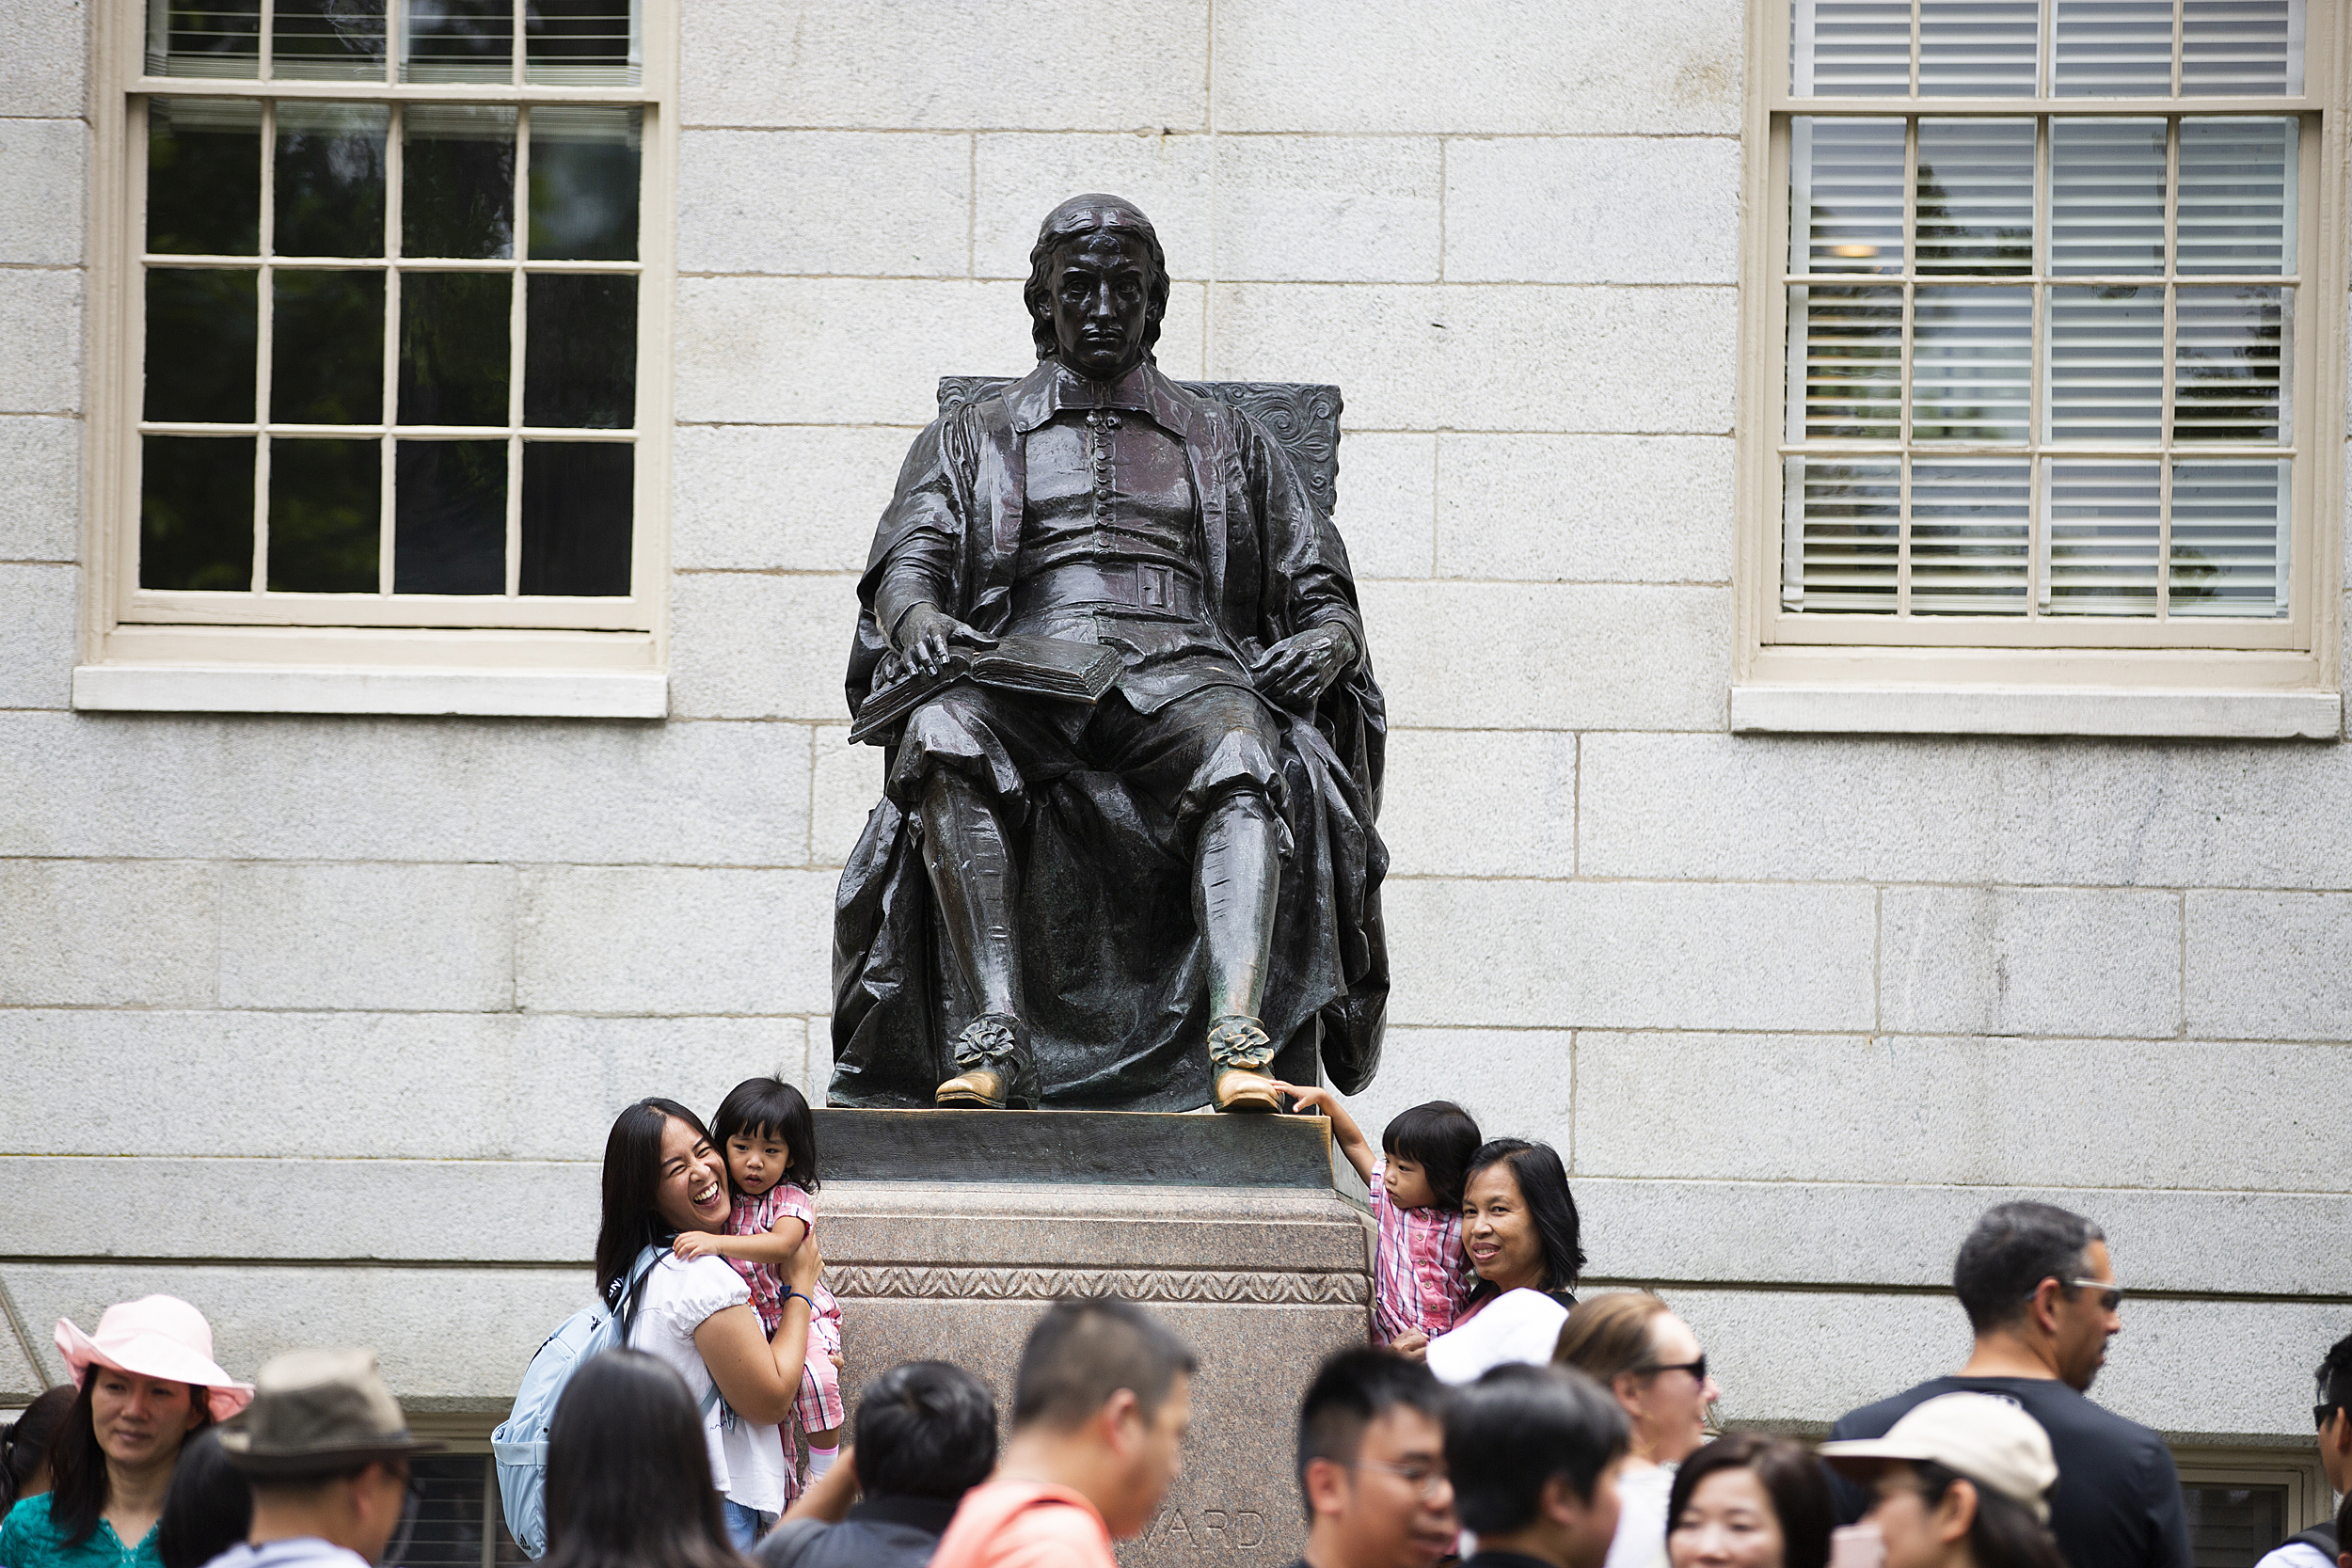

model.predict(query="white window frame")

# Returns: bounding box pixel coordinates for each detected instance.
[75,0,677,717]
[1733,0,2345,737]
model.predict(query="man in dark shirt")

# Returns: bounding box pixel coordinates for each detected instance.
[1285,1348,1460,1568]
[1446,1364,1628,1568]
[1826,1202,2191,1568]
[755,1360,997,1568]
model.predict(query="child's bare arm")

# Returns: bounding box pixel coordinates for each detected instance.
[1269,1083,1375,1184]
[672,1215,810,1263]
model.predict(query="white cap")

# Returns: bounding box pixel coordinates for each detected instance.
[1819,1394,2059,1523]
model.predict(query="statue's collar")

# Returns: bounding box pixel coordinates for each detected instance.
[1007,358,1195,438]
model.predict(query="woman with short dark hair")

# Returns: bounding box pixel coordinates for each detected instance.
[1458,1139,1585,1309]
[597,1098,824,1548]
[1,1386,77,1513]
[1422,1139,1586,1383]
[1667,1433,1834,1568]
[0,1299,250,1568]
[544,1350,745,1568]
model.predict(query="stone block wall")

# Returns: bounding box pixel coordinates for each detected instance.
[2,0,2345,1456]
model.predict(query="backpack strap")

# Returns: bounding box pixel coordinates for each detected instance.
[615,1246,730,1427]
[2282,1526,2338,1558]
[612,1243,667,1341]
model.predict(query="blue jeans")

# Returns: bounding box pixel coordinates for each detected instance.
[722,1500,775,1548]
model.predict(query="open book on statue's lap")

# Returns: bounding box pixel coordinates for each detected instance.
[849,633,1125,745]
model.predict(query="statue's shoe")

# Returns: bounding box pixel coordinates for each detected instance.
[1206,1015,1281,1113]
[935,1014,1037,1109]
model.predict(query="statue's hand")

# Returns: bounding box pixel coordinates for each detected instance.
[1252,624,1358,706]
[893,603,993,677]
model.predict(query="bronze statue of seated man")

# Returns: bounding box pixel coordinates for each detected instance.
[831,194,1389,1115]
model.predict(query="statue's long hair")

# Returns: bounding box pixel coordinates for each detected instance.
[1024,193,1169,363]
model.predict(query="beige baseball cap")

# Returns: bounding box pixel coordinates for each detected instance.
[1819,1393,2058,1523]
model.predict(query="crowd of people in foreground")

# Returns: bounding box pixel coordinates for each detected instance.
[2,1086,2347,1568]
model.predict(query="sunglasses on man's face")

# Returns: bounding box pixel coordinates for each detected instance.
[2062,1277,2123,1313]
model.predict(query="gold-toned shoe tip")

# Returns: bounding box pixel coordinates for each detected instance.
[935,1069,1008,1108]
[1213,1070,1283,1114]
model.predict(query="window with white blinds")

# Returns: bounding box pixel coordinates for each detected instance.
[1777,1,2316,637]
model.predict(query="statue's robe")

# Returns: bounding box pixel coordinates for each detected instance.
[829,358,1391,1110]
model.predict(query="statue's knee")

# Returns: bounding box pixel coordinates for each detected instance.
[1199,781,1279,826]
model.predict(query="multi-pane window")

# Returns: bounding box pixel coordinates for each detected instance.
[129,1,649,624]
[1778,2,2315,636]
[387,1455,529,1568]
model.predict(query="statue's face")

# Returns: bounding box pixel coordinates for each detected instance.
[1045,230,1154,380]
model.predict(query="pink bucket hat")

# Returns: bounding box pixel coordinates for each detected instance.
[55,1295,254,1421]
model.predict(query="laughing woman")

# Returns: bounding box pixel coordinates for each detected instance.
[0,1298,252,1568]
[598,1097,825,1549]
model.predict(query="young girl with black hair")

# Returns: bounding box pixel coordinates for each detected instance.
[672,1079,848,1495]
[1267,1085,1483,1353]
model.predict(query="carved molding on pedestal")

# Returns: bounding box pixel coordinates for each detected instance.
[829,1263,1371,1306]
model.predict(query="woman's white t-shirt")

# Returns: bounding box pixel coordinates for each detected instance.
[1603,1458,1676,1568]
[621,1252,788,1513]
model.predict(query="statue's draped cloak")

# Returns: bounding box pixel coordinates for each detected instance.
[829,361,1391,1110]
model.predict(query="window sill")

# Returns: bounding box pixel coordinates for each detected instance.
[72,663,668,718]
[1731,683,2340,738]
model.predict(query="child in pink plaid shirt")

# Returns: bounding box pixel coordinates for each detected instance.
[1273,1086,1483,1354]
[673,1077,846,1497]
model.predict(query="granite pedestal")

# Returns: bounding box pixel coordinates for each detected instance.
[813,1109,1373,1566]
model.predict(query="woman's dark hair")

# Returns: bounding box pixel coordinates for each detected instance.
[49,1365,214,1547]
[1910,1461,2068,1568]
[711,1078,819,1196]
[1380,1101,1482,1212]
[853,1361,999,1501]
[543,1351,742,1568]
[1667,1433,1834,1568]
[596,1098,715,1310]
[156,1430,252,1568]
[1,1385,75,1511]
[1023,195,1169,362]
[1463,1139,1586,1298]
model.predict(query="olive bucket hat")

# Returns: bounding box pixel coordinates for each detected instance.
[216,1349,444,1477]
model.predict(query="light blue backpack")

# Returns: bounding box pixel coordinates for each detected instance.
[491,1246,720,1557]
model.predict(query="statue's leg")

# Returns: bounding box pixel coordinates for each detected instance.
[1196,787,1287,1115]
[916,770,1037,1109]
[1196,787,1282,1023]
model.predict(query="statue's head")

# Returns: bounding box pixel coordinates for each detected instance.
[1025,194,1168,380]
